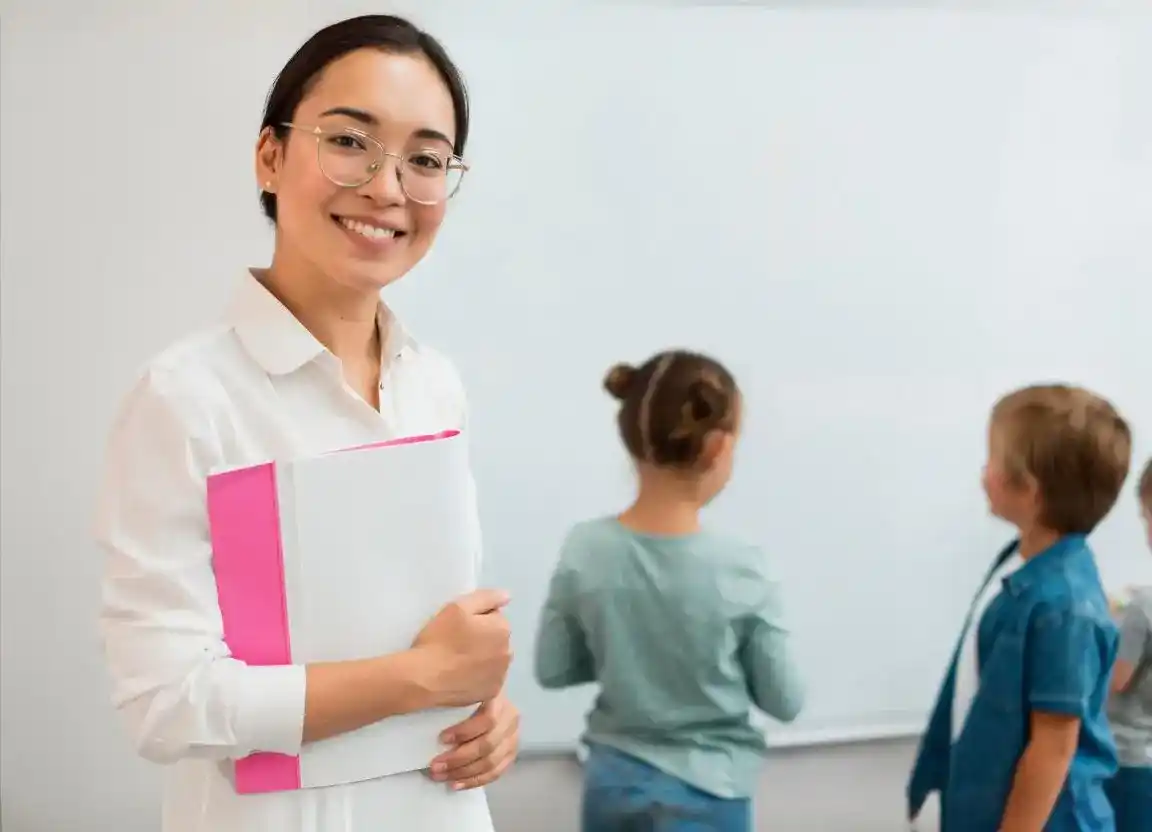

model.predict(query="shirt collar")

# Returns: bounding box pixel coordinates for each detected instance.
[1002,533,1090,595]
[227,269,414,376]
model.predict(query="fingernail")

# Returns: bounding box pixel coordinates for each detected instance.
[440,733,454,744]
[432,762,445,774]
[452,782,463,791]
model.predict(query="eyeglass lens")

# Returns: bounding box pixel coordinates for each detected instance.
[318,129,463,203]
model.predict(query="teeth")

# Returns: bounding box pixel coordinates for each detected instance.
[340,218,397,240]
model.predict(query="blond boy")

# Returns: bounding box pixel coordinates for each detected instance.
[908,384,1131,831]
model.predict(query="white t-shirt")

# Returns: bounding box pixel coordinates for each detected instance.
[952,555,1024,743]
[94,270,492,832]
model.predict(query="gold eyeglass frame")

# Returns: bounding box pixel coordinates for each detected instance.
[281,122,469,205]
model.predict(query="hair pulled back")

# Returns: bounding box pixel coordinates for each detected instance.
[604,350,739,468]
[258,14,470,222]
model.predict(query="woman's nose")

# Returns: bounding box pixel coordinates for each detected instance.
[360,154,407,204]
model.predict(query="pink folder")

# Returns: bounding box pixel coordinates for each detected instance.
[207,429,479,794]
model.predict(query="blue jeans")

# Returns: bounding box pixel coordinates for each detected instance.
[1105,766,1152,832]
[581,742,752,832]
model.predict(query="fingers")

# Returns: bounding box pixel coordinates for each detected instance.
[439,702,494,747]
[455,589,510,615]
[431,709,508,774]
[433,729,518,790]
[449,742,516,791]
[429,698,520,788]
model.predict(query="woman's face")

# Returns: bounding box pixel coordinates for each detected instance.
[257,48,457,293]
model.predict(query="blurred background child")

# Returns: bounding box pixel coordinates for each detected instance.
[1104,458,1152,831]
[534,349,804,832]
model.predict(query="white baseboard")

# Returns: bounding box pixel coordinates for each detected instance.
[765,720,924,749]
[519,720,924,761]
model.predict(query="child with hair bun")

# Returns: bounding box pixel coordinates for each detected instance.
[534,349,805,832]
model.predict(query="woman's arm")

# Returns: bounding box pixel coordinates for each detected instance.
[96,370,448,762]
[301,653,437,743]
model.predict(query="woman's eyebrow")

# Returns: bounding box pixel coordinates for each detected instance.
[319,106,378,126]
[318,106,453,148]
[411,128,454,147]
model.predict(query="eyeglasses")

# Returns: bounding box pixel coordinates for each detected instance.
[282,122,468,205]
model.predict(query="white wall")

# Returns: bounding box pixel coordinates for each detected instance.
[2,2,1151,830]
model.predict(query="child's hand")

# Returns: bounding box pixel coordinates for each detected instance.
[1109,586,1132,615]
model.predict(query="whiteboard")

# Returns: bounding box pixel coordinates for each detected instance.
[2,17,1151,832]
[414,6,1152,751]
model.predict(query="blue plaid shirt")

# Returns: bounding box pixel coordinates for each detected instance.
[908,535,1120,831]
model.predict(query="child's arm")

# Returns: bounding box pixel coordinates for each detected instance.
[1000,607,1105,831]
[735,567,805,722]
[533,551,595,690]
[1000,711,1080,831]
[1109,601,1150,695]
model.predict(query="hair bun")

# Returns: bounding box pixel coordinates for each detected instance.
[669,378,725,440]
[686,378,724,421]
[604,363,638,401]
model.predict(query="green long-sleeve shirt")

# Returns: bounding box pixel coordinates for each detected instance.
[534,517,805,798]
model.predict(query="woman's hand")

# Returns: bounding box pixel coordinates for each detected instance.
[412,589,512,707]
[428,694,520,790]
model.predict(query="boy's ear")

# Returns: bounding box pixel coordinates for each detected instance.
[1019,470,1046,518]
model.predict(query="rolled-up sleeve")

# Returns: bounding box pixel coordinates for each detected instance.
[95,370,306,764]
[1026,605,1108,718]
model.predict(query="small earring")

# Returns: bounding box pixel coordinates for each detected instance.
[264,181,274,192]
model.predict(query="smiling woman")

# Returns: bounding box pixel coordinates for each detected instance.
[254,22,468,332]
[94,15,517,832]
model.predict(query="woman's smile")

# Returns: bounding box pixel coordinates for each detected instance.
[333,213,409,254]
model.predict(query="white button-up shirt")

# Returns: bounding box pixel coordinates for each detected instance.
[94,270,493,832]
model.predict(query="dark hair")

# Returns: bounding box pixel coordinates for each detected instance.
[604,350,739,468]
[258,14,470,222]
[1139,457,1152,507]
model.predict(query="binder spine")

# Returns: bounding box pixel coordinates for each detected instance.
[207,461,302,793]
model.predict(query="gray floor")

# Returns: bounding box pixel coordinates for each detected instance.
[487,738,938,831]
